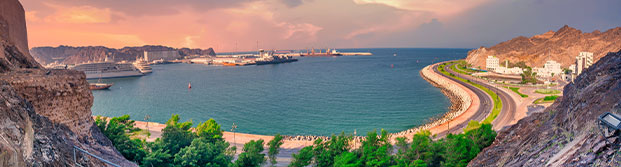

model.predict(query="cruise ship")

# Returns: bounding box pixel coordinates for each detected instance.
[133,57,153,74]
[71,58,144,79]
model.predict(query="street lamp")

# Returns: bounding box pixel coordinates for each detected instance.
[144,114,151,133]
[231,123,237,153]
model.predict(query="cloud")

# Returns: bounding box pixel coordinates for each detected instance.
[42,3,114,23]
[19,0,621,52]
[279,0,306,7]
[353,0,490,17]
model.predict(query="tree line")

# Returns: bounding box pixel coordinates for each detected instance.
[95,115,496,167]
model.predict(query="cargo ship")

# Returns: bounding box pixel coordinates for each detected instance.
[71,58,144,79]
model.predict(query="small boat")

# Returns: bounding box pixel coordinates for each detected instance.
[222,62,238,66]
[89,83,113,90]
[188,82,192,89]
[393,53,397,56]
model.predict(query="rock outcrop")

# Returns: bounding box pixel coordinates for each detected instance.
[0,0,135,166]
[465,25,621,68]
[31,45,216,65]
[469,50,621,166]
[0,0,40,72]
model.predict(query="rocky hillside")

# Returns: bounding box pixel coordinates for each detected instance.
[0,0,135,166]
[469,50,621,166]
[465,25,621,68]
[31,45,216,65]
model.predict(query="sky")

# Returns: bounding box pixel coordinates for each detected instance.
[20,0,621,52]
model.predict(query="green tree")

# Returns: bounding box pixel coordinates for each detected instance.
[289,146,314,167]
[268,134,284,166]
[161,114,195,155]
[95,115,146,163]
[141,148,172,167]
[314,133,352,167]
[195,118,223,142]
[235,139,266,167]
[173,138,234,167]
[333,152,362,167]
[360,129,393,167]
[442,134,479,167]
[464,123,496,150]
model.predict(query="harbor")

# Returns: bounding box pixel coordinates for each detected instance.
[88,48,465,136]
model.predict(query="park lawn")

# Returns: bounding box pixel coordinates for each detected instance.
[508,87,528,98]
[534,95,559,104]
[535,89,561,94]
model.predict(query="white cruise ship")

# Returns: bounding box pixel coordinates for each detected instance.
[71,58,144,79]
[133,57,152,74]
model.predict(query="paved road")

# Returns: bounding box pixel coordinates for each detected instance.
[430,63,493,138]
[444,63,517,131]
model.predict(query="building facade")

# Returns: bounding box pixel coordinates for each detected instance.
[486,56,499,71]
[534,60,562,77]
[575,52,593,75]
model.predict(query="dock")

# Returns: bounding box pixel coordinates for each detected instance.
[340,52,372,56]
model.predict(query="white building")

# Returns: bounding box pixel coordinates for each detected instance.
[534,60,562,77]
[486,56,499,71]
[144,51,181,62]
[575,52,593,75]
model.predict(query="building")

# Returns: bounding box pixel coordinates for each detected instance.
[534,60,562,77]
[144,51,181,62]
[575,52,593,75]
[568,64,576,73]
[486,56,499,71]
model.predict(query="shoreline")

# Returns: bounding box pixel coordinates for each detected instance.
[94,62,479,146]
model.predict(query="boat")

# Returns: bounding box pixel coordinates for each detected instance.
[188,82,192,89]
[89,83,113,90]
[254,49,298,65]
[222,62,239,66]
[71,57,144,79]
[133,57,153,74]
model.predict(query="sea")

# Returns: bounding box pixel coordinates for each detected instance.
[91,48,469,136]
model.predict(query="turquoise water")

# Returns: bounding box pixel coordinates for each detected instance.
[91,48,468,136]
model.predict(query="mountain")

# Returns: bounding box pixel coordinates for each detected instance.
[0,0,135,166]
[465,25,621,68]
[469,50,621,166]
[30,45,216,65]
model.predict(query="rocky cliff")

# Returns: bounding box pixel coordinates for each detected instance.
[0,0,135,166]
[31,45,216,65]
[469,50,621,166]
[465,25,621,68]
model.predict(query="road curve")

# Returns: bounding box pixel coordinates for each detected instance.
[444,63,517,131]
[430,63,493,137]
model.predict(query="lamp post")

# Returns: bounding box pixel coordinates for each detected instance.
[144,114,151,133]
[231,123,237,153]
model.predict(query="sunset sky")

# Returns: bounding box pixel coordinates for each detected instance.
[20,0,621,52]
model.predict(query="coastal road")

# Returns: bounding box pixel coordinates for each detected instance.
[444,63,517,131]
[430,63,493,137]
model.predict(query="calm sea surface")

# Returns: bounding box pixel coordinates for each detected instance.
[91,48,468,136]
